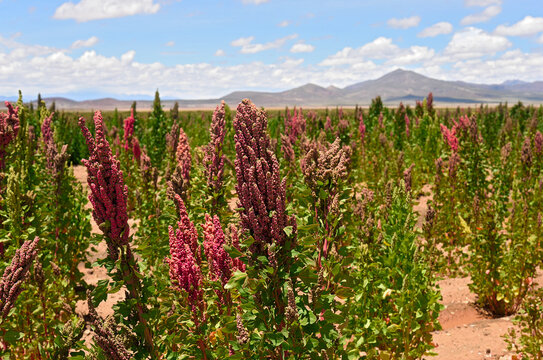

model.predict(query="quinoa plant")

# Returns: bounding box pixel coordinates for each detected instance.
[79,111,157,357]
[341,184,441,359]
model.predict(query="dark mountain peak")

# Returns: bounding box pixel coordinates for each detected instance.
[389,68,410,75]
[379,68,430,81]
[301,83,320,88]
[288,83,326,91]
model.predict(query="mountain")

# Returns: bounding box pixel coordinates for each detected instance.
[222,83,343,107]
[5,69,543,110]
[221,69,543,107]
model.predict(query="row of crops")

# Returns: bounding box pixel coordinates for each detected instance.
[0,91,542,358]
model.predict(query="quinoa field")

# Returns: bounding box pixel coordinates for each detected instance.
[0,93,543,359]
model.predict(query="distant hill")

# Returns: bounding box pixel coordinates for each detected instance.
[6,69,543,110]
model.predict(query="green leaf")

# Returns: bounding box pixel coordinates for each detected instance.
[283,226,293,237]
[92,279,109,305]
[323,309,343,323]
[3,330,22,344]
[335,286,354,299]
[267,331,285,346]
[225,271,247,290]
[458,215,472,234]
[319,189,328,200]
[224,244,243,258]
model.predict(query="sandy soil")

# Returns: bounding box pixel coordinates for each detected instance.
[432,276,513,360]
[72,165,537,358]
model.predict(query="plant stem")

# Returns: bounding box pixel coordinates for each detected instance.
[120,245,158,359]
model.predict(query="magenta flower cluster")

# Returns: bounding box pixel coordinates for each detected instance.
[41,114,68,177]
[228,225,246,273]
[202,214,233,285]
[167,195,202,309]
[41,114,56,167]
[405,115,410,137]
[441,115,481,154]
[123,109,135,153]
[176,127,192,184]
[0,102,20,170]
[440,123,459,152]
[204,102,226,197]
[140,148,158,188]
[284,107,306,145]
[324,116,332,132]
[281,107,306,164]
[166,122,180,160]
[133,137,141,164]
[0,237,39,319]
[521,136,533,168]
[534,131,542,155]
[358,113,366,144]
[281,134,295,163]
[173,194,200,263]
[79,111,130,260]
[234,99,296,255]
[41,114,54,149]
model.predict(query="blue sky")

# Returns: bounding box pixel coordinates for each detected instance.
[0,0,542,100]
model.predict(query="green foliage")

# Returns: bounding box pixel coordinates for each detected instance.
[341,184,442,359]
[0,94,91,358]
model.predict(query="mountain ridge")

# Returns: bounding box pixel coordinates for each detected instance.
[7,69,543,110]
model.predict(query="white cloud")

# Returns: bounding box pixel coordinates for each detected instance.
[443,49,543,84]
[231,34,298,54]
[231,36,254,47]
[386,46,435,66]
[71,36,99,49]
[461,5,501,25]
[278,20,289,27]
[53,0,160,22]
[387,16,421,29]
[320,37,433,66]
[290,43,315,53]
[120,50,135,64]
[165,41,175,47]
[418,22,453,37]
[214,49,225,56]
[464,0,501,6]
[0,36,385,99]
[0,35,59,59]
[539,33,543,44]
[241,0,269,4]
[321,37,398,65]
[443,27,511,60]
[495,16,543,37]
[0,49,540,101]
[2,25,543,101]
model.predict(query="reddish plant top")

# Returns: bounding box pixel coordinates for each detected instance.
[0,237,39,319]
[79,111,129,260]
[234,99,295,255]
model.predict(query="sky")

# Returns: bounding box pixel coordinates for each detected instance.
[0,0,542,100]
